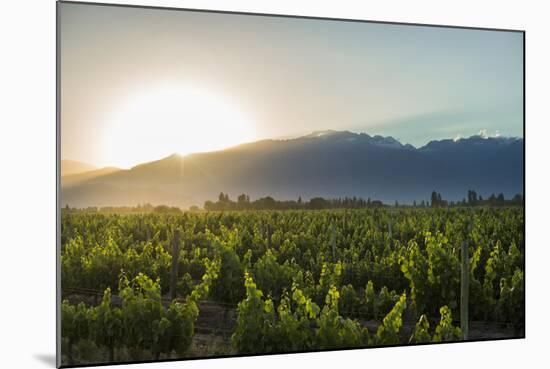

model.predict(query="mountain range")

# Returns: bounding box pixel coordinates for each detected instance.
[61,159,97,176]
[61,130,524,208]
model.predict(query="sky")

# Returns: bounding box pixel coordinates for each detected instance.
[60,2,523,169]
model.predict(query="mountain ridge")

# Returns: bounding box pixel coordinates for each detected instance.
[61,130,524,208]
[61,159,97,176]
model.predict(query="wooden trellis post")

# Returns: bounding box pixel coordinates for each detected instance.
[343,211,347,234]
[170,228,180,301]
[460,227,470,340]
[388,216,393,247]
[331,220,336,261]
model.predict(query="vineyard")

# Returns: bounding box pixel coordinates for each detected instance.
[60,207,524,365]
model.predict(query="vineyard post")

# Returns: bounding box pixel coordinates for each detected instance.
[388,214,393,246]
[460,233,469,340]
[343,210,347,234]
[267,223,272,249]
[67,221,73,239]
[170,228,180,301]
[331,220,336,261]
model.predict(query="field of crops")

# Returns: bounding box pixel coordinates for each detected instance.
[60,207,524,365]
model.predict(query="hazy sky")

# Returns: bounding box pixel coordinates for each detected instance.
[60,2,523,168]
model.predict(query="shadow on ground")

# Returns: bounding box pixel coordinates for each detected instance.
[34,353,56,367]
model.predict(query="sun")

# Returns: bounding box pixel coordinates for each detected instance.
[99,84,256,168]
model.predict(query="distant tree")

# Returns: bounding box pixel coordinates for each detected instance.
[467,190,479,205]
[153,205,182,214]
[431,191,438,207]
[204,200,215,211]
[255,196,277,210]
[431,191,447,207]
[309,197,329,210]
[237,194,249,210]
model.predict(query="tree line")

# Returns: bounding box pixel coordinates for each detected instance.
[204,190,523,211]
[430,190,524,208]
[63,203,183,214]
[62,189,524,214]
[203,193,386,211]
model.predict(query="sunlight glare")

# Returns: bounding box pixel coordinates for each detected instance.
[99,84,256,168]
